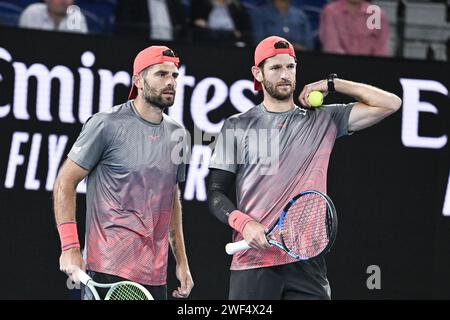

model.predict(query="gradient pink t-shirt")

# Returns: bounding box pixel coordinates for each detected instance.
[68,101,187,285]
[209,103,354,270]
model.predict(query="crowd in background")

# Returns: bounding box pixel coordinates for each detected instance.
[1,0,450,59]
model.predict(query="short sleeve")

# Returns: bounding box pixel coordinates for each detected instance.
[320,103,355,138]
[67,115,106,171]
[209,119,238,173]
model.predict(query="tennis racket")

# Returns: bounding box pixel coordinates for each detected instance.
[225,190,337,260]
[76,269,154,300]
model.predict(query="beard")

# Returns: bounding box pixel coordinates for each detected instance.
[142,79,176,110]
[262,79,295,101]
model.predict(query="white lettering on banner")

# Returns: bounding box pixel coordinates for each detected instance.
[229,79,257,113]
[12,62,75,122]
[0,47,12,118]
[98,69,130,114]
[5,132,29,188]
[399,78,448,149]
[78,51,95,123]
[444,171,450,217]
[400,78,449,216]
[184,145,212,201]
[25,133,42,190]
[169,65,196,127]
[76,178,87,194]
[46,135,69,191]
[0,47,449,215]
[191,77,228,134]
[3,132,86,193]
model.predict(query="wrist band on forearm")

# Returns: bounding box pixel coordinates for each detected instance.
[57,222,80,251]
[228,210,254,234]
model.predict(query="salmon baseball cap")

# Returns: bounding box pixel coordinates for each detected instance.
[253,36,296,91]
[128,45,180,99]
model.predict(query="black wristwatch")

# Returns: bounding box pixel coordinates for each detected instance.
[327,73,338,93]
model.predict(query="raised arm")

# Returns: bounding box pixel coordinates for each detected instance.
[299,78,402,132]
[169,186,194,298]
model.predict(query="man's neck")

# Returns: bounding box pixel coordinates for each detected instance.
[133,97,164,124]
[345,1,362,14]
[262,95,295,113]
[47,8,65,29]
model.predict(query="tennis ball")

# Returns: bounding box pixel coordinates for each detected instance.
[308,91,324,107]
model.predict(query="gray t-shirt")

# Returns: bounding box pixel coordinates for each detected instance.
[68,101,187,285]
[209,103,354,270]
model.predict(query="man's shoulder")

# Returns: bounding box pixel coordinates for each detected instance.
[23,3,47,14]
[20,3,47,19]
[86,102,131,125]
[226,105,260,125]
[163,113,186,131]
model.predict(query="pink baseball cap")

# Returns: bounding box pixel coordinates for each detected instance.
[253,36,296,91]
[128,45,180,99]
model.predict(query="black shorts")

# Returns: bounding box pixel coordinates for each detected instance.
[81,270,167,300]
[229,257,331,300]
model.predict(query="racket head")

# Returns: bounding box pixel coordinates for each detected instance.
[105,281,154,300]
[278,190,337,260]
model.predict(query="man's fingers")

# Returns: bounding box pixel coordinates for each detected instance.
[172,288,188,298]
[180,279,188,296]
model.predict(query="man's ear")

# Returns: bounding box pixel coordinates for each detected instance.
[133,74,143,90]
[251,66,263,83]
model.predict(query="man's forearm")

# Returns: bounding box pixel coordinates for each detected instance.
[334,78,402,111]
[169,188,189,265]
[53,177,78,225]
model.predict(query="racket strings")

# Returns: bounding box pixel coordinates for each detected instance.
[281,193,330,258]
[107,283,150,300]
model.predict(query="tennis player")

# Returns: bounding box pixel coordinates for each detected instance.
[54,45,194,300]
[207,36,401,299]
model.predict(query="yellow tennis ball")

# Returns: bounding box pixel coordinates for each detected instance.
[308,91,323,107]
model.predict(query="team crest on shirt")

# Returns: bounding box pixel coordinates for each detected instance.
[71,146,82,154]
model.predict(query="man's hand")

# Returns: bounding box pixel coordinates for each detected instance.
[59,247,85,281]
[172,263,194,299]
[242,220,271,250]
[298,79,328,107]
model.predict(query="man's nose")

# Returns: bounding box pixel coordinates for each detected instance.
[279,67,290,79]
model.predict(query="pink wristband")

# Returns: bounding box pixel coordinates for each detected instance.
[57,222,80,251]
[228,210,254,234]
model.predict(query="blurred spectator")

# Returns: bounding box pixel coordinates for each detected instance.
[19,0,88,33]
[251,0,313,50]
[319,0,389,56]
[190,0,250,45]
[115,0,188,41]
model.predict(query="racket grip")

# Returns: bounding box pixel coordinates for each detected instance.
[76,269,91,285]
[225,240,251,255]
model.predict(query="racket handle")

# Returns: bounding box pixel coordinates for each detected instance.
[76,269,91,285]
[225,240,251,255]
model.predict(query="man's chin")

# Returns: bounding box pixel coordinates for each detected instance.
[273,91,293,101]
